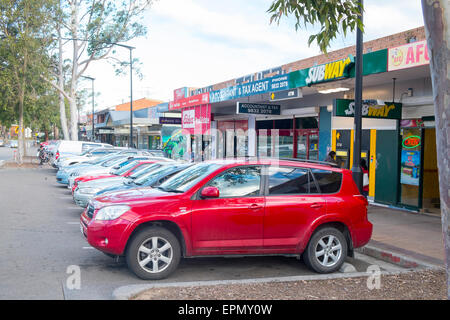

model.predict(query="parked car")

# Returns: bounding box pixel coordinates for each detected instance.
[67,156,169,188]
[72,160,164,207]
[56,154,127,185]
[94,163,192,197]
[8,140,18,148]
[0,138,4,147]
[56,147,122,168]
[50,141,112,167]
[80,158,372,280]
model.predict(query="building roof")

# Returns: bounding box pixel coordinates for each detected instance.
[115,98,164,111]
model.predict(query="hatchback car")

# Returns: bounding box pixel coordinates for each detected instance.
[80,159,372,280]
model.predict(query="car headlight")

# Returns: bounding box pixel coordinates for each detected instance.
[95,205,130,221]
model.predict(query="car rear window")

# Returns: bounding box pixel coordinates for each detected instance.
[268,166,318,195]
[310,169,342,194]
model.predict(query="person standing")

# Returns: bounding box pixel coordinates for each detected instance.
[325,151,337,164]
[360,158,369,197]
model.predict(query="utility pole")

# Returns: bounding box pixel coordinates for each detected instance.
[81,76,95,142]
[351,0,364,192]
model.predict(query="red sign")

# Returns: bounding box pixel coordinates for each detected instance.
[173,87,188,100]
[169,93,209,110]
[182,104,211,135]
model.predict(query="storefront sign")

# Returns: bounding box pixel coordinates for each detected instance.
[173,87,188,100]
[270,88,302,101]
[209,74,290,103]
[402,135,421,149]
[236,102,281,115]
[182,104,211,134]
[169,93,209,110]
[159,117,181,125]
[305,55,354,86]
[333,99,402,120]
[388,40,429,71]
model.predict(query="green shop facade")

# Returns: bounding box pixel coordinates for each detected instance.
[201,45,439,214]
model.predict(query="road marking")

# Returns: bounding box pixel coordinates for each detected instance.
[82,246,95,250]
[66,222,80,225]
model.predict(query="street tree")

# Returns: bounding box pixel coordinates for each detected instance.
[47,0,154,141]
[268,0,450,298]
[0,0,56,163]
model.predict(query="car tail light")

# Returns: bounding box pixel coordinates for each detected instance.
[353,194,368,206]
[56,152,60,160]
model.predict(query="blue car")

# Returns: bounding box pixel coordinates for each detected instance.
[94,163,192,196]
[56,154,127,185]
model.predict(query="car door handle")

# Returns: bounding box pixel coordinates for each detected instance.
[248,204,263,210]
[310,203,323,209]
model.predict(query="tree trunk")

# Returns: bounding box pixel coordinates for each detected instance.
[421,0,450,299]
[69,0,79,141]
[58,9,69,140]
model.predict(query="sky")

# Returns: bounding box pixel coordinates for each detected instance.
[79,0,425,114]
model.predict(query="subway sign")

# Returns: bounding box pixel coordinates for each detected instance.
[334,99,402,119]
[306,55,354,85]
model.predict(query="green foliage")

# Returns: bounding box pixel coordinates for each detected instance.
[0,0,59,132]
[267,0,364,53]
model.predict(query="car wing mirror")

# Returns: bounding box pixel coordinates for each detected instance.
[200,186,219,199]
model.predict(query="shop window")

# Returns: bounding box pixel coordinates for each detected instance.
[296,117,318,129]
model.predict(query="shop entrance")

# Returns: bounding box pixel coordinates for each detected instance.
[256,117,319,159]
[399,125,440,214]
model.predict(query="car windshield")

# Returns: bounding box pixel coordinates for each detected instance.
[133,165,175,186]
[110,160,138,175]
[127,163,160,180]
[101,156,127,167]
[157,163,222,193]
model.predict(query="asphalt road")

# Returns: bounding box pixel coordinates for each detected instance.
[0,167,398,300]
[0,146,13,161]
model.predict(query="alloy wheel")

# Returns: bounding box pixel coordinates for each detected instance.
[137,236,173,274]
[314,235,342,267]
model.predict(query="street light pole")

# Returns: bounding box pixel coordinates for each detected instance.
[81,75,95,142]
[129,47,134,148]
[351,0,364,192]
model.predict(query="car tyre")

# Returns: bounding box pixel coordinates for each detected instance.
[126,226,181,280]
[303,227,347,274]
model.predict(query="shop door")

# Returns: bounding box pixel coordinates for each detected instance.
[296,130,319,160]
[422,128,440,214]
[375,130,400,206]
[399,128,422,208]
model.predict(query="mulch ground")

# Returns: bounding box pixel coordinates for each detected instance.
[133,270,447,300]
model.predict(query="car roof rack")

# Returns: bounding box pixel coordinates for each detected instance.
[280,158,340,167]
[235,156,340,168]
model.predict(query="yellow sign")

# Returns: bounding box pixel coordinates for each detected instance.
[388,40,429,71]
[306,55,354,85]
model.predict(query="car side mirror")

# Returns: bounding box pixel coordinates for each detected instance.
[200,186,219,199]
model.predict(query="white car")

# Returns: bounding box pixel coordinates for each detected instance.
[51,141,112,168]
[56,147,120,168]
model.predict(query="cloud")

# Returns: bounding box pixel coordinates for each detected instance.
[83,0,424,112]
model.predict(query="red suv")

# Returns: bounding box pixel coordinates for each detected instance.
[80,159,372,280]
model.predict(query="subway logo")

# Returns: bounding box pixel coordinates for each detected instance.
[306,55,354,85]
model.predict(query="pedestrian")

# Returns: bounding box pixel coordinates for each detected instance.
[361,158,369,198]
[325,151,337,164]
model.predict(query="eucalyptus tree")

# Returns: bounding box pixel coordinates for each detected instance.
[0,0,56,163]
[47,0,154,141]
[268,0,450,299]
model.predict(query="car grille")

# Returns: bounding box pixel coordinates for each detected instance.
[86,205,95,219]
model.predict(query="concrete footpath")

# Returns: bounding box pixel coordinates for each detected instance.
[364,204,446,267]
